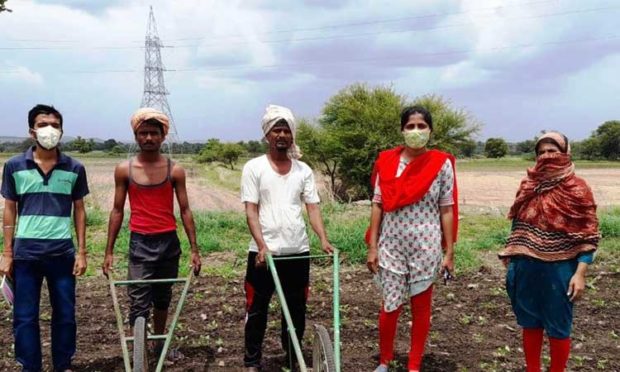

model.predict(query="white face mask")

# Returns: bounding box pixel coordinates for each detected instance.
[35,126,62,150]
[403,128,430,149]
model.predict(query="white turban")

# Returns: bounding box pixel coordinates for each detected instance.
[261,104,302,159]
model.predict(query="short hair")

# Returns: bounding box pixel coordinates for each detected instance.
[400,106,433,131]
[535,135,569,155]
[135,118,165,135]
[28,104,63,129]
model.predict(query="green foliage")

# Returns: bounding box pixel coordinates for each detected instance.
[318,83,404,200]
[69,136,94,153]
[196,138,223,163]
[573,121,620,160]
[599,207,620,238]
[197,139,246,169]
[459,139,478,158]
[108,145,125,155]
[484,138,508,158]
[219,143,245,170]
[412,95,480,155]
[298,84,480,200]
[237,140,266,155]
[515,139,536,154]
[296,119,343,197]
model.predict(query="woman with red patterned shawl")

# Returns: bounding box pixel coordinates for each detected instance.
[499,131,600,372]
[366,106,458,372]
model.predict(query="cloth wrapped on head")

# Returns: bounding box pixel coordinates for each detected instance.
[261,104,302,159]
[536,131,571,154]
[130,107,170,136]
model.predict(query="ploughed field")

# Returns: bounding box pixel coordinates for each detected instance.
[0,256,618,371]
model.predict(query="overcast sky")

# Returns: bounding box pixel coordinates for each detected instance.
[1,0,619,142]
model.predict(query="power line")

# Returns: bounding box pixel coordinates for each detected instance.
[1,0,555,44]
[1,4,618,51]
[177,5,620,48]
[1,33,616,75]
[167,0,557,42]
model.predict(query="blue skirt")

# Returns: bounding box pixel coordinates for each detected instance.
[505,256,578,339]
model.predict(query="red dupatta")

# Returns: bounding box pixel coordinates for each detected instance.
[365,147,459,244]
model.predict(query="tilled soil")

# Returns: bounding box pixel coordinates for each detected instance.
[0,259,618,371]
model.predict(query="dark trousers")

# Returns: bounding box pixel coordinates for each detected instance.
[243,251,310,368]
[13,256,76,372]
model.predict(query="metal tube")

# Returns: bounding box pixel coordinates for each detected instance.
[267,254,308,372]
[124,334,168,341]
[108,279,132,372]
[271,254,331,261]
[333,249,341,372]
[113,278,187,286]
[155,271,193,372]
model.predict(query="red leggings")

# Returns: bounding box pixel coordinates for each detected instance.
[523,328,571,372]
[378,286,433,371]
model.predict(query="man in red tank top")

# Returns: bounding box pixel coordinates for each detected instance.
[102,108,201,353]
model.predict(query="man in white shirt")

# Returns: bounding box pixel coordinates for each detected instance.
[241,105,334,371]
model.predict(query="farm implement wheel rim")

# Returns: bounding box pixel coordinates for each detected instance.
[133,316,149,372]
[312,324,336,372]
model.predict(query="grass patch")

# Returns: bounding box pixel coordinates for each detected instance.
[599,207,620,238]
[1,203,619,277]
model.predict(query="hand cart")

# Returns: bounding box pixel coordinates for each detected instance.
[108,271,193,372]
[266,250,341,372]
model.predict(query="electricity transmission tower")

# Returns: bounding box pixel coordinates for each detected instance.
[139,6,178,147]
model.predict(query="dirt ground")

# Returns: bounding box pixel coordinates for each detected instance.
[0,158,618,213]
[87,164,620,213]
[0,252,618,371]
[458,168,620,211]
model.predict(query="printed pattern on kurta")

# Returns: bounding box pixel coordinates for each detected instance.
[374,158,454,312]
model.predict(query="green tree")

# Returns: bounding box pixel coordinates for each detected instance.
[298,84,480,200]
[593,121,620,160]
[458,139,478,158]
[316,83,404,199]
[196,138,223,163]
[108,145,125,155]
[0,0,11,13]
[219,143,246,170]
[484,138,509,158]
[196,139,245,169]
[102,138,118,151]
[411,95,480,155]
[515,139,536,154]
[297,119,345,197]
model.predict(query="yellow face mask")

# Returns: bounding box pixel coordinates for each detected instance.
[403,128,430,149]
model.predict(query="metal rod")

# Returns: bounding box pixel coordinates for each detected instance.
[333,249,341,372]
[271,254,331,261]
[124,334,168,342]
[155,272,193,372]
[113,278,188,286]
[267,254,308,372]
[108,279,132,372]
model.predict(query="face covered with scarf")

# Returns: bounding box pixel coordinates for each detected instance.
[261,104,302,159]
[500,131,599,261]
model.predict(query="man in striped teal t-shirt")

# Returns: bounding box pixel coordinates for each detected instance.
[0,104,89,372]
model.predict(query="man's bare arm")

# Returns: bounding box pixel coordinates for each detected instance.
[102,162,129,276]
[172,164,201,274]
[245,202,269,265]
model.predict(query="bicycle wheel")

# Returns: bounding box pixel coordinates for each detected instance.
[312,324,336,372]
[133,316,149,372]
